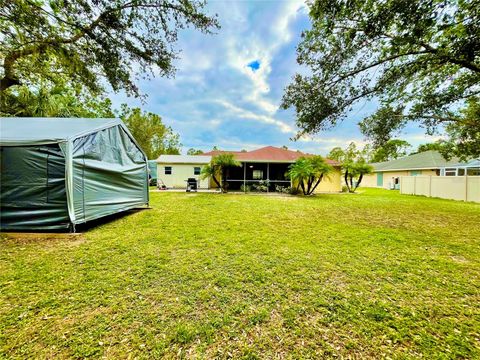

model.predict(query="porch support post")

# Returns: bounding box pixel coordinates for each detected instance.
[290,163,292,188]
[267,162,270,193]
[243,162,246,193]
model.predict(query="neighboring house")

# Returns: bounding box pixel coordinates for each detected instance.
[157,155,211,189]
[440,158,480,176]
[157,146,342,192]
[362,150,461,189]
[0,117,149,231]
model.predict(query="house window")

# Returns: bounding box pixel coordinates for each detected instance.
[467,167,480,176]
[458,168,465,176]
[194,167,201,175]
[165,166,172,175]
[445,168,456,176]
[253,170,263,180]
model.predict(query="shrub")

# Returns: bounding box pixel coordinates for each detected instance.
[240,184,251,192]
[275,185,294,194]
[252,180,269,192]
[289,187,301,195]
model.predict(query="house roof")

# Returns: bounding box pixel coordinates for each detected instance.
[446,158,480,168]
[0,117,121,145]
[202,146,340,165]
[157,154,212,164]
[202,150,245,156]
[372,150,460,172]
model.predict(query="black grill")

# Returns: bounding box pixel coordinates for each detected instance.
[186,178,198,192]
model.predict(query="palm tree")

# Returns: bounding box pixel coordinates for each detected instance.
[200,153,241,193]
[287,158,313,195]
[307,156,333,194]
[343,161,373,193]
[287,156,332,195]
[200,163,221,189]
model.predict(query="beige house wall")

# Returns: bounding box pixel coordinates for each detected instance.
[314,167,342,193]
[157,163,209,189]
[400,175,480,202]
[362,169,438,188]
[361,174,378,187]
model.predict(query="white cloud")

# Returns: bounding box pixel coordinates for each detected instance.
[216,99,294,133]
[176,50,213,73]
[224,0,306,114]
[404,134,446,142]
[298,135,367,147]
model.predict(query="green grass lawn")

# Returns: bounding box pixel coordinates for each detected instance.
[1,189,479,358]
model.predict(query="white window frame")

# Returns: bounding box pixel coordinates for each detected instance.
[444,168,456,176]
[253,170,263,180]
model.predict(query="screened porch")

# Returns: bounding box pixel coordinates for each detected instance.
[223,162,292,191]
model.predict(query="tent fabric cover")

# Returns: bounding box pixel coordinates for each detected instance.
[148,160,157,181]
[0,118,149,231]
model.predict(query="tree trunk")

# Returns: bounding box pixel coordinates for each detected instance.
[310,174,324,194]
[349,175,354,193]
[306,176,313,195]
[353,174,364,192]
[212,174,222,190]
[300,180,306,195]
[0,76,21,93]
[344,171,351,192]
[294,179,301,193]
[220,167,226,193]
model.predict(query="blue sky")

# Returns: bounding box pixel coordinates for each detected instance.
[109,0,442,156]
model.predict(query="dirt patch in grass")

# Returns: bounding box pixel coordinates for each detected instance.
[1,232,85,245]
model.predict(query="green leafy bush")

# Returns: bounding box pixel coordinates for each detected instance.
[275,185,294,194]
[253,180,269,192]
[240,184,251,192]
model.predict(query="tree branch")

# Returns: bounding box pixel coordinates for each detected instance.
[419,42,480,73]
[326,50,431,91]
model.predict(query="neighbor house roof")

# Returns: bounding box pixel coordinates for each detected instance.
[202,146,340,165]
[446,158,480,168]
[0,117,122,145]
[372,150,460,172]
[157,154,212,164]
[202,150,245,156]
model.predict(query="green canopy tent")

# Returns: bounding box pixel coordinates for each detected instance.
[0,118,149,231]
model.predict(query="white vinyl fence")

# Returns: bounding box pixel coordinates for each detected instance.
[400,176,480,203]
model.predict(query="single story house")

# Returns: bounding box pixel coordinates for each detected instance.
[157,155,211,189]
[362,150,460,189]
[0,117,149,231]
[157,146,342,192]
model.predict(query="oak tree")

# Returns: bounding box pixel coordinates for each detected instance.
[282,0,479,158]
[0,0,219,96]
